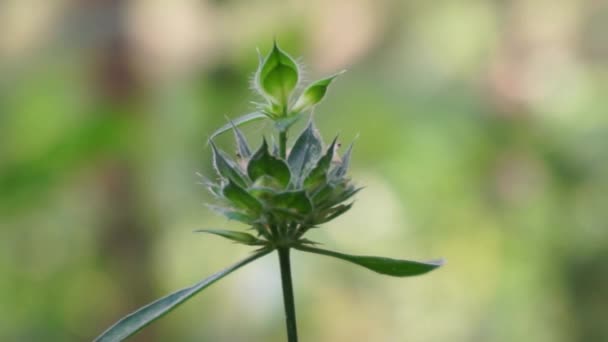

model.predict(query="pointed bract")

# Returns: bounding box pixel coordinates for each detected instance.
[194,229,265,245]
[305,136,338,189]
[222,179,263,214]
[288,121,323,185]
[292,71,345,112]
[210,141,248,187]
[331,142,353,179]
[209,112,267,140]
[247,139,291,188]
[231,120,252,159]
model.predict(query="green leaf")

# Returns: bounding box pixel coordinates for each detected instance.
[295,245,443,277]
[311,181,360,209]
[251,175,285,191]
[269,190,313,216]
[197,173,222,198]
[93,249,272,342]
[292,71,345,112]
[247,139,291,188]
[206,204,255,225]
[194,229,265,245]
[222,179,263,214]
[287,121,323,185]
[231,120,251,159]
[210,141,248,187]
[274,112,304,131]
[209,112,267,140]
[257,41,299,105]
[305,136,338,189]
[315,203,353,224]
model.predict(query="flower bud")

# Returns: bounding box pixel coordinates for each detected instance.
[256,41,299,109]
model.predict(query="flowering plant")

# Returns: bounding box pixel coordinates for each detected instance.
[95,42,442,342]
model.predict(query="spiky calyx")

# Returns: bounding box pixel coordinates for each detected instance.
[205,121,358,248]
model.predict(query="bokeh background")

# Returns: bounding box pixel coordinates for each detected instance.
[1,0,608,341]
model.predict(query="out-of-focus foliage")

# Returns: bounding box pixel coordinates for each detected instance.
[1,1,607,341]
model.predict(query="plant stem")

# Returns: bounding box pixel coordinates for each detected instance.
[279,129,288,159]
[278,247,298,342]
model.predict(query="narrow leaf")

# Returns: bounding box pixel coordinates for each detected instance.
[305,136,338,189]
[194,229,265,245]
[295,245,443,277]
[93,249,272,342]
[209,112,267,140]
[288,121,323,185]
[292,71,345,112]
[247,139,291,188]
[315,203,353,224]
[210,141,248,187]
[231,121,251,159]
[206,204,255,225]
[222,179,263,214]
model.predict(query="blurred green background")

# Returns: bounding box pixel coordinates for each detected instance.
[1,0,608,341]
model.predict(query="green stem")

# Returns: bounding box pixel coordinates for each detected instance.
[279,129,287,159]
[278,248,298,342]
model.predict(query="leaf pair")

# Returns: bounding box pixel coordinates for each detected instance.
[94,245,442,341]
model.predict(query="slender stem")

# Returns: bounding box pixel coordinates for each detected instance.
[277,247,298,342]
[279,129,287,159]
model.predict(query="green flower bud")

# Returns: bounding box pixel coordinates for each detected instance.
[256,41,299,110]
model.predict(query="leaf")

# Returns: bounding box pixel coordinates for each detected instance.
[274,112,304,131]
[315,203,353,224]
[231,121,251,159]
[295,245,443,277]
[93,249,272,342]
[292,71,345,112]
[197,173,222,198]
[312,182,361,210]
[206,204,255,225]
[247,139,291,188]
[222,179,263,214]
[287,121,323,185]
[257,41,299,105]
[305,136,338,189]
[210,141,248,187]
[269,190,313,216]
[209,112,267,140]
[194,229,265,245]
[330,142,353,179]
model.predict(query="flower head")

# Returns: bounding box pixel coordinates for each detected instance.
[205,121,358,247]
